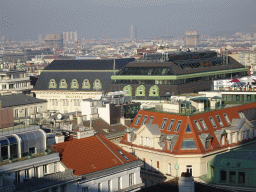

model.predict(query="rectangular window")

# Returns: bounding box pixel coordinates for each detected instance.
[229,171,236,183]
[145,137,150,146]
[216,115,224,126]
[98,183,102,192]
[231,133,235,143]
[25,169,29,178]
[134,115,141,125]
[220,171,227,183]
[238,172,245,184]
[108,180,112,192]
[181,139,197,150]
[209,116,217,128]
[223,113,231,124]
[168,142,172,151]
[186,165,192,176]
[129,173,135,186]
[199,119,208,130]
[141,115,148,125]
[148,116,154,124]
[221,135,225,146]
[167,120,175,131]
[15,171,20,184]
[15,109,19,117]
[118,177,122,190]
[43,165,48,174]
[160,118,168,130]
[25,108,29,117]
[174,121,182,132]
[205,139,210,150]
[140,136,143,145]
[34,167,38,178]
[194,120,202,131]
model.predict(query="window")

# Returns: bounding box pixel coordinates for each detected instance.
[43,165,48,174]
[148,116,154,124]
[73,81,76,87]
[174,121,182,132]
[15,109,19,117]
[209,116,217,128]
[82,187,89,192]
[145,137,150,147]
[167,120,175,131]
[129,173,135,186]
[29,147,35,154]
[221,135,225,146]
[199,119,208,130]
[223,113,231,124]
[238,111,245,118]
[168,141,172,151]
[152,89,156,95]
[25,169,29,178]
[157,161,159,171]
[140,136,143,145]
[118,177,122,190]
[194,120,202,132]
[95,80,99,87]
[142,115,148,125]
[246,130,249,139]
[229,171,236,183]
[231,133,235,143]
[220,170,227,183]
[160,118,168,129]
[185,123,192,132]
[54,163,58,173]
[108,180,112,192]
[15,171,20,184]
[168,164,171,175]
[238,172,245,184]
[84,80,89,87]
[25,108,28,117]
[216,115,223,126]
[134,115,141,125]
[186,165,192,176]
[139,89,143,95]
[98,183,102,192]
[61,80,66,87]
[34,167,38,178]
[205,139,210,150]
[181,139,197,150]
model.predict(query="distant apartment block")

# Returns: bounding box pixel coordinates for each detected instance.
[44,34,63,49]
[63,31,78,42]
[131,25,137,40]
[185,31,199,47]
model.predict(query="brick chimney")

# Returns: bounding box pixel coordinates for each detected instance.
[178,172,194,192]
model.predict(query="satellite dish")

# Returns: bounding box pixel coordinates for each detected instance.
[57,114,62,120]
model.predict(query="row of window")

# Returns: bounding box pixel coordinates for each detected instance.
[220,170,245,184]
[135,113,232,132]
[49,79,101,89]
[50,99,81,106]
[14,107,40,118]
[81,173,135,192]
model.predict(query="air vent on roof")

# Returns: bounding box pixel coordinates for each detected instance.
[117,150,129,161]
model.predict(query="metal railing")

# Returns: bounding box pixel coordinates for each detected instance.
[0,146,57,166]
[0,123,40,136]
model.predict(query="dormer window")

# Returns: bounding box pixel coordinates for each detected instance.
[174,121,182,132]
[148,116,154,124]
[134,115,141,126]
[167,120,175,131]
[141,115,148,125]
[61,80,66,87]
[216,115,223,126]
[238,111,245,118]
[223,113,231,124]
[194,120,202,132]
[160,118,168,130]
[209,116,217,128]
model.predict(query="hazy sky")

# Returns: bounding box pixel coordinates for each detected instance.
[0,0,256,41]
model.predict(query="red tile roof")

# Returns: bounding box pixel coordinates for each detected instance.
[55,134,138,176]
[120,103,256,155]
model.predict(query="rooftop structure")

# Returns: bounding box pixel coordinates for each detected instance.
[185,31,199,47]
[44,34,63,49]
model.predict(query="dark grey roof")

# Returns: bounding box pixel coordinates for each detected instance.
[44,58,135,70]
[0,94,47,108]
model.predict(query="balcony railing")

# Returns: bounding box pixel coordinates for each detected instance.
[0,146,57,166]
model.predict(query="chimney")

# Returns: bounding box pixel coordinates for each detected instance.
[77,115,82,125]
[178,172,194,192]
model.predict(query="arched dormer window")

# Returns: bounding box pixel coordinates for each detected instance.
[149,85,159,97]
[82,79,91,89]
[123,85,132,96]
[93,79,102,90]
[135,85,146,96]
[59,79,67,89]
[49,79,57,88]
[70,79,79,89]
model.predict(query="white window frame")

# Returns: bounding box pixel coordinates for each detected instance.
[148,116,154,124]
[160,118,168,130]
[141,115,148,125]
[221,135,225,146]
[194,120,202,132]
[15,109,19,117]
[127,133,131,142]
[167,120,175,131]
[73,81,77,87]
[134,115,141,125]
[98,183,102,192]
[231,133,235,143]
[186,165,192,176]
[174,120,182,132]
[25,169,29,178]
[118,177,122,190]
[129,173,135,186]
[43,165,48,174]
[209,116,217,128]
[108,180,112,192]
[216,115,224,126]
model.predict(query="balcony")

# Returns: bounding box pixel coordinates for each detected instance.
[0,77,30,83]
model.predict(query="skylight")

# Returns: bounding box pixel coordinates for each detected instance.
[194,120,202,132]
[117,150,129,161]
[160,118,168,130]
[209,116,217,128]
[148,116,154,124]
[186,123,192,132]
[216,115,224,126]
[181,139,197,150]
[141,115,148,125]
[134,115,141,126]
[223,113,231,124]
[167,120,175,131]
[200,119,208,130]
[174,121,182,132]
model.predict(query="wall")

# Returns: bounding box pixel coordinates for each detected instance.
[12,102,47,118]
[98,104,110,124]
[0,108,14,128]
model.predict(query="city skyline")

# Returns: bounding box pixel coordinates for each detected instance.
[0,0,256,41]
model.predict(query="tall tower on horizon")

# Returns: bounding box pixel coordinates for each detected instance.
[185,31,199,47]
[131,25,137,40]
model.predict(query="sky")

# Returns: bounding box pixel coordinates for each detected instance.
[0,0,256,41]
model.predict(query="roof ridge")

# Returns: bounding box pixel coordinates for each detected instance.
[95,134,124,164]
